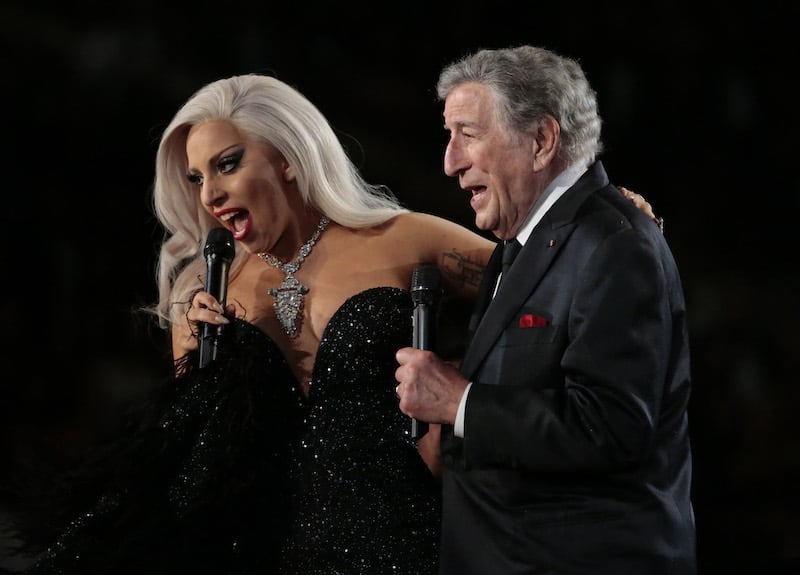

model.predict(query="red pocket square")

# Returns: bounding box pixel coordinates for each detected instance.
[519,313,548,328]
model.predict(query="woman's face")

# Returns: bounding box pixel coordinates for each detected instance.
[185,120,298,256]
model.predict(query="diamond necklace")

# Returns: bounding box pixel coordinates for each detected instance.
[256,216,330,338]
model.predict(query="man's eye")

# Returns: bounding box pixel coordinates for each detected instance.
[218,149,244,174]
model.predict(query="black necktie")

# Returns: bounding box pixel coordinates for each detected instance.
[501,239,522,280]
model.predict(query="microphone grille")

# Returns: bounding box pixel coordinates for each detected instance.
[411,264,442,304]
[203,228,235,261]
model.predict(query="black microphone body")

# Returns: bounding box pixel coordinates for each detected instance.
[198,228,235,369]
[410,264,442,440]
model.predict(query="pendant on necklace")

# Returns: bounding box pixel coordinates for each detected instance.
[258,216,330,338]
[267,275,308,338]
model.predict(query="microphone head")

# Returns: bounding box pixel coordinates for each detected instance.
[411,264,442,306]
[203,228,235,262]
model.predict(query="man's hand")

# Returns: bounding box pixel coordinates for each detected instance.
[395,347,470,426]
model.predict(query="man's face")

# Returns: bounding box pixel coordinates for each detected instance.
[442,82,542,241]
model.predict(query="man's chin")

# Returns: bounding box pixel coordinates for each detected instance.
[472,214,496,236]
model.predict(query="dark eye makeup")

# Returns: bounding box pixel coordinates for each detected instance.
[186,148,245,186]
[218,148,244,173]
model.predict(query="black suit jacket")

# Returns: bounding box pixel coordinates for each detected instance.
[439,161,696,574]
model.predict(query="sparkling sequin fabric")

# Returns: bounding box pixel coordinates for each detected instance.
[279,287,440,574]
[10,287,440,575]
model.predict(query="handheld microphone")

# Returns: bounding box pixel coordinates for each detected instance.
[198,227,235,369]
[410,264,442,440]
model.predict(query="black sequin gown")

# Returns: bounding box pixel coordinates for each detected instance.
[6,287,441,575]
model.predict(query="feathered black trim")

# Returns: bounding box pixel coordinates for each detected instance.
[2,319,302,574]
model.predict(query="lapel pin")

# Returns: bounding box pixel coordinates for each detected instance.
[548,239,556,247]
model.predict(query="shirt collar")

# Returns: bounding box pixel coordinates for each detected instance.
[515,161,588,247]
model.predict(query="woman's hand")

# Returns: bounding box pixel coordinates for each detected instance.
[171,291,232,362]
[416,423,443,480]
[619,186,664,232]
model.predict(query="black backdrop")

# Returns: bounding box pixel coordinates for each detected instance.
[1,2,798,572]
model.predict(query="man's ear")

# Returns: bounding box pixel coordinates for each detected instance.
[532,115,560,172]
[283,163,296,182]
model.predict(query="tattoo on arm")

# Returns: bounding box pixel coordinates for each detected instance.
[439,250,485,289]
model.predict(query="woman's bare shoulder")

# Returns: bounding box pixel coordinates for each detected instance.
[388,212,491,245]
[385,212,494,297]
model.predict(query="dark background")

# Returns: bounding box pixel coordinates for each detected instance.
[1,2,798,573]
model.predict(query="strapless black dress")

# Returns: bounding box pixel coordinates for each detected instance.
[4,287,441,575]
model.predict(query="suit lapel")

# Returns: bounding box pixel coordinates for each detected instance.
[460,218,574,378]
